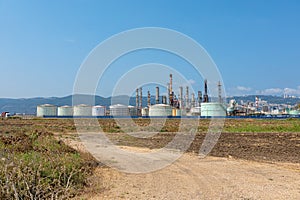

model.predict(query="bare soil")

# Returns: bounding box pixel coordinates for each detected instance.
[60,132,300,200]
[77,147,300,200]
[106,131,300,164]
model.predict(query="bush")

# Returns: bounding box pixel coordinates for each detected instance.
[0,130,96,199]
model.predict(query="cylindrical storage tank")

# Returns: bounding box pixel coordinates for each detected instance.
[149,104,172,117]
[172,109,182,116]
[176,109,182,116]
[172,108,176,116]
[37,104,57,117]
[201,103,226,117]
[128,105,138,116]
[190,107,201,116]
[109,104,130,116]
[58,105,73,116]
[141,107,149,116]
[73,104,92,116]
[92,105,106,116]
[289,110,300,115]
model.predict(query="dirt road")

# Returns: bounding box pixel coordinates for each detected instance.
[75,145,300,199]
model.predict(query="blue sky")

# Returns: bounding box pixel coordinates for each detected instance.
[0,0,300,98]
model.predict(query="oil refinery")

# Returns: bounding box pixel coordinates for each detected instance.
[36,74,299,118]
[36,73,229,118]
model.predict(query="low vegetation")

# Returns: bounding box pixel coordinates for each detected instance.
[0,119,97,199]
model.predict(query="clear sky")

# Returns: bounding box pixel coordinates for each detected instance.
[1,0,300,98]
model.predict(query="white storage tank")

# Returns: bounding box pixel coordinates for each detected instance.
[57,105,73,116]
[37,104,57,117]
[92,105,106,116]
[201,103,226,117]
[190,107,201,116]
[128,105,138,116]
[73,104,92,116]
[109,104,130,116]
[175,109,182,116]
[149,104,172,117]
[141,107,149,116]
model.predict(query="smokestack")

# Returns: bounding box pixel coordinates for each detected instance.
[197,91,202,106]
[136,88,139,108]
[169,74,173,106]
[186,86,189,108]
[167,83,170,105]
[203,79,209,103]
[169,74,173,94]
[155,86,159,104]
[218,81,222,103]
[204,79,208,95]
[179,86,183,109]
[191,93,195,108]
[162,96,167,104]
[139,87,142,109]
[147,91,151,107]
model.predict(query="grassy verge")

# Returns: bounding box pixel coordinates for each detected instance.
[0,126,97,199]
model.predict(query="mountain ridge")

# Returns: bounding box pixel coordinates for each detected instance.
[0,94,299,115]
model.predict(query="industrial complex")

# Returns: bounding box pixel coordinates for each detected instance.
[35,74,300,118]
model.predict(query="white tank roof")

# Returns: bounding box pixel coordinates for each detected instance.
[74,104,91,107]
[150,104,172,108]
[39,104,56,107]
[59,105,72,108]
[93,105,105,107]
[110,104,128,108]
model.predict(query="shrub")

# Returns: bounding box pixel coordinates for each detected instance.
[0,130,96,199]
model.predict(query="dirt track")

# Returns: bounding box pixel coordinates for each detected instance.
[80,149,300,199]
[62,133,300,200]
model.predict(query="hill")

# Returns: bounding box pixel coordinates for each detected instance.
[1,94,299,115]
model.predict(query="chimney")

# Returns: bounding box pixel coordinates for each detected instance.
[191,93,195,108]
[218,81,222,103]
[197,91,202,106]
[186,86,189,108]
[155,86,159,104]
[203,79,209,103]
[162,96,167,104]
[167,83,170,105]
[179,86,183,109]
[147,91,151,107]
[136,88,139,108]
[139,87,142,109]
[169,74,173,106]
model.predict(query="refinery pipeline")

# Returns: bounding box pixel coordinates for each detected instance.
[33,74,300,119]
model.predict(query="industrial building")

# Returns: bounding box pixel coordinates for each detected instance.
[36,73,299,118]
[36,73,227,118]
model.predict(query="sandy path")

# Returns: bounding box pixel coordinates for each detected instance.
[56,133,300,199]
[70,143,299,200]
